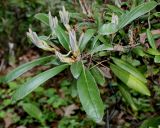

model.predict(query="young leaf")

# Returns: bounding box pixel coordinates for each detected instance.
[54,25,70,51]
[79,29,96,52]
[118,84,138,111]
[110,63,150,96]
[99,23,118,35]
[118,1,158,29]
[70,61,83,79]
[22,103,43,121]
[146,29,157,50]
[77,66,104,123]
[139,116,160,128]
[12,64,69,102]
[5,56,56,83]
[90,66,105,86]
[112,57,147,83]
[34,13,49,26]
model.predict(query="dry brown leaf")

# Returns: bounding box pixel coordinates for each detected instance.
[55,108,64,116]
[4,113,13,128]
[62,104,79,117]
[100,66,112,79]
[113,44,124,52]
[139,29,160,44]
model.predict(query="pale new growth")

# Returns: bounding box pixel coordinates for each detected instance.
[49,11,58,32]
[27,29,55,51]
[69,29,79,56]
[111,13,119,25]
[59,6,70,29]
[55,51,75,63]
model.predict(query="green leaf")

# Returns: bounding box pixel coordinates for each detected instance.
[118,84,138,111]
[91,44,113,55]
[69,13,85,21]
[70,61,83,79]
[77,66,104,123]
[12,64,69,102]
[139,116,160,128]
[99,23,118,35]
[54,25,70,51]
[132,46,147,57]
[118,1,158,29]
[79,29,96,52]
[22,103,43,121]
[146,48,160,56]
[90,67,105,86]
[146,29,157,50]
[34,13,49,25]
[107,4,124,15]
[110,63,150,96]
[0,76,5,83]
[154,56,160,63]
[5,56,55,83]
[112,57,147,83]
[90,35,101,49]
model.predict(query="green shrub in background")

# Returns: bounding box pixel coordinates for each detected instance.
[0,0,75,56]
[1,0,160,127]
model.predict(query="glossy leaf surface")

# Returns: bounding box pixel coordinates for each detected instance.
[112,57,147,83]
[70,61,83,79]
[79,29,95,52]
[5,56,55,83]
[77,67,104,122]
[12,64,69,102]
[54,26,70,51]
[118,1,158,29]
[90,67,105,86]
[110,63,150,96]
[34,13,49,25]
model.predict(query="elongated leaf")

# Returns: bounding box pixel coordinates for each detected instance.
[139,116,160,128]
[146,29,157,50]
[5,56,55,83]
[70,61,83,79]
[79,29,96,52]
[119,84,137,111]
[110,63,150,96]
[91,35,100,49]
[22,103,43,121]
[91,44,113,55]
[112,57,147,83]
[55,25,70,51]
[99,23,118,35]
[107,4,124,15]
[77,67,104,122]
[132,46,147,57]
[90,67,105,86]
[12,64,69,102]
[34,13,49,25]
[69,13,85,21]
[146,48,160,55]
[118,1,158,29]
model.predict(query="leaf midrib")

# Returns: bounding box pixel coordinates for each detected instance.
[83,69,99,119]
